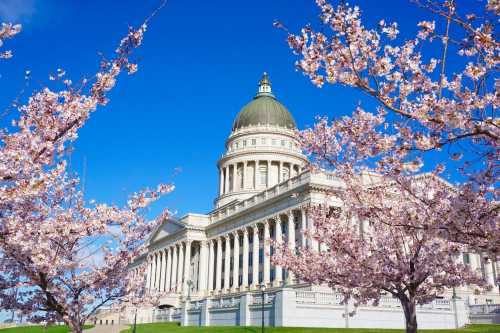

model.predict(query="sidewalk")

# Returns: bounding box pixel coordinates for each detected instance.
[86,324,129,333]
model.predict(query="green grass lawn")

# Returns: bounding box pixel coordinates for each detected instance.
[0,325,93,333]
[119,323,500,333]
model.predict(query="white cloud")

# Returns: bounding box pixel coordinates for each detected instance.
[0,0,35,22]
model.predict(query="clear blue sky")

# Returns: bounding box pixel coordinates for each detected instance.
[0,0,485,323]
[0,0,479,219]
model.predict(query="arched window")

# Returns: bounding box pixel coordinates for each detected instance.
[282,166,290,181]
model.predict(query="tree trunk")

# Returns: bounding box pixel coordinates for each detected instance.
[400,296,418,333]
[69,322,83,333]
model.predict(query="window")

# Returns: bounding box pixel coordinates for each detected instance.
[282,167,289,181]
[237,166,243,189]
[272,139,277,145]
[281,140,285,146]
[243,140,247,147]
[252,139,256,145]
[235,142,239,149]
[260,166,267,185]
[463,253,471,265]
[289,141,292,148]
[261,138,266,144]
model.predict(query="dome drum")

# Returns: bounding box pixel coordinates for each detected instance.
[215,73,307,208]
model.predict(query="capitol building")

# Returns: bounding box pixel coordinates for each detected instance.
[123,74,499,329]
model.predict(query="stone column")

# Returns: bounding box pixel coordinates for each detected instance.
[274,218,283,286]
[224,235,231,291]
[171,245,178,292]
[484,256,496,286]
[243,161,248,190]
[266,161,271,187]
[252,225,260,288]
[242,228,249,289]
[183,241,192,295]
[207,240,215,294]
[219,168,223,196]
[160,249,167,292]
[177,243,184,292]
[287,211,295,284]
[232,231,240,291]
[146,255,152,290]
[153,252,159,291]
[263,220,271,286]
[165,247,172,292]
[254,161,258,189]
[231,164,236,192]
[308,208,319,252]
[300,209,307,248]
[198,241,209,295]
[216,237,223,292]
[224,166,229,194]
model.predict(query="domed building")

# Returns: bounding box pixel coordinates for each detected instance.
[215,73,307,207]
[122,74,499,329]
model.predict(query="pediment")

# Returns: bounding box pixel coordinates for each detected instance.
[148,218,185,245]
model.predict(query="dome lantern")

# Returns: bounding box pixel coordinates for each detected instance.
[232,72,296,131]
[257,72,272,96]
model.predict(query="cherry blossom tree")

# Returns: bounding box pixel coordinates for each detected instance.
[277,0,499,255]
[274,173,486,333]
[273,1,498,332]
[0,3,171,332]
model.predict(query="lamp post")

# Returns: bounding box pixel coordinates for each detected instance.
[260,282,266,333]
[132,308,137,333]
[187,280,193,301]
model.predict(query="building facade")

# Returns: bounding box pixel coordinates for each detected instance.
[127,73,500,328]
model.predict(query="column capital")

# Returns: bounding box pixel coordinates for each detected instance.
[232,230,239,237]
[224,234,231,240]
[288,210,294,218]
[242,227,249,235]
[253,224,259,232]
[200,240,209,248]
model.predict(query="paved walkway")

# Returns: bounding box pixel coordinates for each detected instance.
[86,324,129,333]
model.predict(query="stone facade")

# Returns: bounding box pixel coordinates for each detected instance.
[126,74,500,329]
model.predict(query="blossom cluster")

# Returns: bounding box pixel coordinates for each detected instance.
[0,16,170,333]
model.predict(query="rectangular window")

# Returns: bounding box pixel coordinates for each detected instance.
[252,139,256,145]
[281,140,285,146]
[261,138,266,144]
[272,139,277,145]
[260,167,267,185]
[463,253,471,265]
[243,140,247,147]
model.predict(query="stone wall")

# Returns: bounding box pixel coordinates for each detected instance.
[153,289,469,329]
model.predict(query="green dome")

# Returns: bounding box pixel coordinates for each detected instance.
[232,73,296,131]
